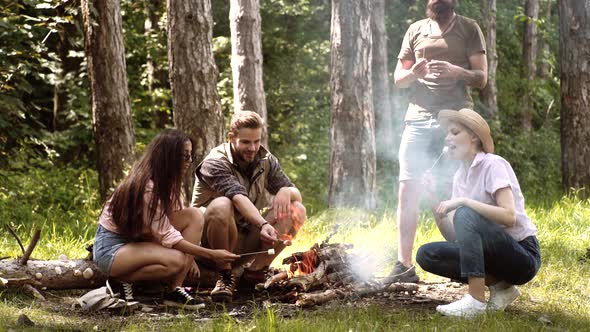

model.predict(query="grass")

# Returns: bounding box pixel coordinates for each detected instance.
[1,167,590,331]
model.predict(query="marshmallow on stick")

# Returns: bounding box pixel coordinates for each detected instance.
[240,248,275,257]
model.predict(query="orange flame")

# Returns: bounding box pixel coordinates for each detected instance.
[287,250,318,278]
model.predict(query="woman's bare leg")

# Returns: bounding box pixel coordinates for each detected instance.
[110,242,185,282]
[169,207,204,287]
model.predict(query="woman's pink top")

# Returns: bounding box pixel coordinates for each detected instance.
[452,152,537,241]
[98,180,184,248]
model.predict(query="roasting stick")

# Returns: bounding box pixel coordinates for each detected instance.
[427,146,449,172]
[240,248,276,257]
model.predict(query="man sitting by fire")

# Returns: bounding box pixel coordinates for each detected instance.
[191,110,306,303]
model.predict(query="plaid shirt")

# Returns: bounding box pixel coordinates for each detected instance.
[193,143,293,209]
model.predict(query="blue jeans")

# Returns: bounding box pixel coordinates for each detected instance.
[416,207,541,285]
[93,224,130,276]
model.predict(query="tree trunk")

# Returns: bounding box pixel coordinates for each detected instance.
[167,0,224,202]
[81,0,136,202]
[559,0,590,198]
[229,0,268,146]
[328,0,376,209]
[372,0,394,162]
[144,0,170,129]
[536,0,552,78]
[480,0,498,118]
[522,0,539,130]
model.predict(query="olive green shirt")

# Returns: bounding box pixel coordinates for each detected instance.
[398,15,486,121]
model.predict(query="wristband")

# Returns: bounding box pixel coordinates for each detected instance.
[257,221,269,229]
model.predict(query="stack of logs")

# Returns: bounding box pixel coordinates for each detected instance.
[255,242,418,307]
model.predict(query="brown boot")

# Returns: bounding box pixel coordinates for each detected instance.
[211,271,238,303]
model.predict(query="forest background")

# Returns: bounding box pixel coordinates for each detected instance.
[1,0,567,212]
[1,0,589,330]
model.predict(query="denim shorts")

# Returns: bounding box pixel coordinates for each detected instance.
[93,224,129,276]
[398,119,457,181]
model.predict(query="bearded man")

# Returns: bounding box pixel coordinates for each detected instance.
[191,111,306,302]
[386,0,488,284]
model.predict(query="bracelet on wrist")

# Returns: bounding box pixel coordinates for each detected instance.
[257,221,269,229]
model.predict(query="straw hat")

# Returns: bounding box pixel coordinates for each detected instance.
[438,108,494,153]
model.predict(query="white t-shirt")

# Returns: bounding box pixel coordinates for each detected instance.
[452,152,537,241]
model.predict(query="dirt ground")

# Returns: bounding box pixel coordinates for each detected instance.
[12,280,467,326]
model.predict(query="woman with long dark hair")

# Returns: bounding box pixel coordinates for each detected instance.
[93,129,238,308]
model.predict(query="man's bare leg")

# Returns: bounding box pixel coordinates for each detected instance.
[397,180,421,268]
[203,197,238,271]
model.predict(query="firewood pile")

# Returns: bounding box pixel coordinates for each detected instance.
[254,241,418,307]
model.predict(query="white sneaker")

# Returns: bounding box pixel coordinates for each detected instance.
[436,294,487,317]
[488,285,520,311]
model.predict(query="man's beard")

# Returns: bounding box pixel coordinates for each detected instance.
[426,1,455,23]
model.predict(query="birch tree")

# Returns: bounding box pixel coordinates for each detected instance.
[328,0,376,209]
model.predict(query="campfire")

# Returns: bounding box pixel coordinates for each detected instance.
[254,238,419,307]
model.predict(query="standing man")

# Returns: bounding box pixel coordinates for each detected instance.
[192,111,306,302]
[388,0,487,283]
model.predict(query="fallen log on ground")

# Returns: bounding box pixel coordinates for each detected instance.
[0,259,219,290]
[0,259,220,290]
[0,259,106,289]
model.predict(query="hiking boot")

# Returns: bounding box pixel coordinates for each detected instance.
[382,261,420,286]
[211,271,238,303]
[488,284,520,311]
[436,294,487,318]
[242,266,272,285]
[163,287,206,310]
[106,278,135,302]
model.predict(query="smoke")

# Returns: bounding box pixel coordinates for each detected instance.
[311,210,398,281]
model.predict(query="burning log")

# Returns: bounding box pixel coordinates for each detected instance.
[287,261,327,292]
[259,240,422,308]
[264,271,288,289]
[296,289,342,307]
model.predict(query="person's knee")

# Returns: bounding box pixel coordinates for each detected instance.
[453,206,481,231]
[165,250,186,275]
[186,207,204,231]
[204,197,234,229]
[291,201,306,225]
[416,244,436,272]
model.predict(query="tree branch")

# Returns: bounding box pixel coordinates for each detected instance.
[20,229,41,265]
[5,225,25,255]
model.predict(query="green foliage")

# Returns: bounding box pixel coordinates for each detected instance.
[0,166,100,259]
[0,0,566,212]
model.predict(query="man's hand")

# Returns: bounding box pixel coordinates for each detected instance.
[411,58,429,79]
[273,187,292,221]
[260,223,279,244]
[427,60,460,79]
[434,198,465,215]
[209,249,240,265]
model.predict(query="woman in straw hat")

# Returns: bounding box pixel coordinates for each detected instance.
[416,108,541,317]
